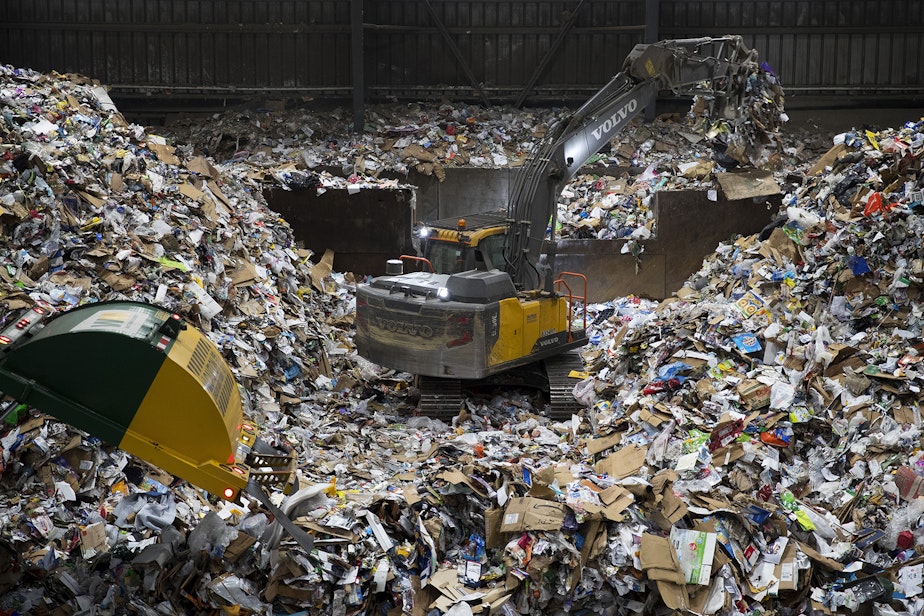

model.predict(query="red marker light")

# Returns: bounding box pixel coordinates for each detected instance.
[32,307,44,315]
[231,466,246,475]
[242,424,254,432]
[0,336,10,345]
[223,488,235,500]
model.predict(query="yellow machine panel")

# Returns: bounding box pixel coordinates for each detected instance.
[0,301,298,504]
[488,295,573,368]
[124,325,244,474]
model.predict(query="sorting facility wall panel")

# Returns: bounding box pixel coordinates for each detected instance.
[0,0,354,93]
[0,0,649,102]
[659,0,924,96]
[362,0,648,102]
[1,0,921,102]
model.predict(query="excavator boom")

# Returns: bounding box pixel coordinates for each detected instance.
[505,35,760,291]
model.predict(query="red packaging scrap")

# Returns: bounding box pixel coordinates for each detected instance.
[895,466,924,501]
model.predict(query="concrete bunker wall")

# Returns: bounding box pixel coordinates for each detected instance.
[265,168,778,302]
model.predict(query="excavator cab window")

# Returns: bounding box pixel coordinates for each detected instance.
[478,234,506,271]
[474,249,486,270]
[427,241,467,274]
[425,234,507,274]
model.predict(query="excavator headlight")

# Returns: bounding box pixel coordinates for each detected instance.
[419,226,430,238]
[436,287,451,301]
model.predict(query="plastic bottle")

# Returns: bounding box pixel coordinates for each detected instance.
[842,576,893,607]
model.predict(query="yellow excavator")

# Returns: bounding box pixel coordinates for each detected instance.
[355,36,761,418]
[0,300,313,550]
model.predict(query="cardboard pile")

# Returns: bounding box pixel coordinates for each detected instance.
[555,59,788,242]
[3,59,924,616]
[163,101,559,181]
[162,62,788,243]
[0,63,380,614]
[571,117,924,614]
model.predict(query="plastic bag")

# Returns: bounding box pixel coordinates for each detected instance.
[113,493,177,531]
[863,191,885,216]
[573,376,597,407]
[770,381,796,409]
[787,205,822,228]
[188,511,238,556]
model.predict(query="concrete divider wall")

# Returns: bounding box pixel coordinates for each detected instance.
[418,167,513,221]
[265,169,778,300]
[265,185,416,275]
[552,190,779,302]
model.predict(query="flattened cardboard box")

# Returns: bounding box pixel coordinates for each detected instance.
[639,533,689,611]
[774,541,799,591]
[500,497,567,533]
[809,143,849,175]
[594,443,648,479]
[484,507,505,549]
[669,527,717,585]
[822,344,859,377]
[585,431,622,455]
[597,485,634,520]
[716,169,781,201]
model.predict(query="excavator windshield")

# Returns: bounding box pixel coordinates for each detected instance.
[427,240,467,273]
[425,232,506,274]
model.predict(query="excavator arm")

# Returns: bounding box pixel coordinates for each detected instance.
[504,35,760,291]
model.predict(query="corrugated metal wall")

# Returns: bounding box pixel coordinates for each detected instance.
[0,1,354,94]
[1,0,921,106]
[660,0,924,96]
[363,0,649,102]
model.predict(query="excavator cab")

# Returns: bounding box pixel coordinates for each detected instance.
[0,301,296,503]
[416,211,509,274]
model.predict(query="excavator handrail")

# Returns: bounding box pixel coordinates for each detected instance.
[398,254,435,273]
[554,271,587,342]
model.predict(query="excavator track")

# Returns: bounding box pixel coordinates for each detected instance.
[543,350,586,420]
[417,376,463,422]
[417,352,586,422]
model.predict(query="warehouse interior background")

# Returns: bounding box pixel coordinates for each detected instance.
[2,0,921,300]
[3,2,924,616]
[1,0,921,127]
